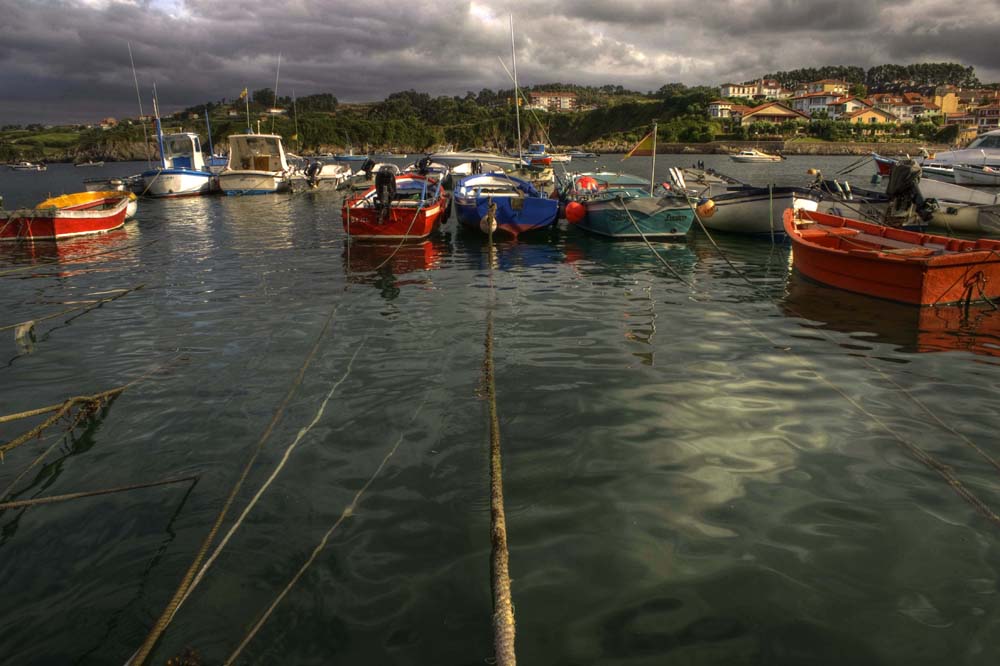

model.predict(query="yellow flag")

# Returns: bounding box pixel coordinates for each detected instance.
[239,87,248,100]
[624,130,655,158]
[290,134,299,141]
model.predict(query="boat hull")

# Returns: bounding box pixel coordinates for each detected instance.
[576,197,694,239]
[0,194,130,241]
[141,169,216,197]
[455,196,557,237]
[703,188,818,234]
[342,201,445,239]
[953,165,1000,187]
[219,170,289,195]
[785,208,1000,305]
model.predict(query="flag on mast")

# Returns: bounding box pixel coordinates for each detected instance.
[238,87,248,100]
[624,130,655,158]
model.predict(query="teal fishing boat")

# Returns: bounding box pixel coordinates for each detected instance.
[557,172,696,239]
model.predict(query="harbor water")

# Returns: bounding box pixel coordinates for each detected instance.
[1,156,999,664]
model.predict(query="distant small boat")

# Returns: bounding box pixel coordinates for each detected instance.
[74,160,105,168]
[83,175,143,194]
[729,149,783,163]
[10,161,46,171]
[785,207,1000,305]
[342,171,447,240]
[0,191,135,241]
[565,149,598,159]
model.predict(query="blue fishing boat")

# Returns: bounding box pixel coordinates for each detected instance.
[557,172,696,240]
[453,172,558,237]
[140,107,216,197]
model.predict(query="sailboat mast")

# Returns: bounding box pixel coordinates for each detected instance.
[152,83,166,169]
[127,42,152,166]
[204,109,215,157]
[271,52,282,133]
[650,122,657,196]
[510,15,522,163]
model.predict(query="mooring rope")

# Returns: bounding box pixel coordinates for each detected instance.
[482,206,517,666]
[129,303,343,666]
[0,476,197,512]
[176,341,367,611]
[0,285,144,334]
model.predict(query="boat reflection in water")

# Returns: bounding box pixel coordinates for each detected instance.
[342,237,450,299]
[0,227,134,277]
[781,272,1000,357]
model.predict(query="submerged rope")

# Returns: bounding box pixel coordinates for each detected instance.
[0,476,197,511]
[0,285,144,333]
[129,304,342,666]
[484,209,516,666]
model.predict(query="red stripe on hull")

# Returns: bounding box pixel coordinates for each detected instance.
[0,204,128,241]
[342,203,443,239]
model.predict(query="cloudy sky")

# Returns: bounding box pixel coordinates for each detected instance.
[1,0,999,124]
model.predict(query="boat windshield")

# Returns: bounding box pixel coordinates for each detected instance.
[967,134,1000,150]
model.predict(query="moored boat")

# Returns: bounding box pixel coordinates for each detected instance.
[453,172,558,237]
[288,160,353,192]
[218,132,291,195]
[341,170,447,240]
[74,160,105,168]
[697,185,819,234]
[952,164,1000,187]
[10,161,47,171]
[785,207,1000,305]
[1,191,134,241]
[558,172,695,240]
[142,130,216,198]
[729,149,783,163]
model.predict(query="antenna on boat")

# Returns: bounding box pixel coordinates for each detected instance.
[292,88,299,151]
[650,121,657,196]
[509,15,522,165]
[271,52,282,134]
[127,42,152,167]
[152,83,166,169]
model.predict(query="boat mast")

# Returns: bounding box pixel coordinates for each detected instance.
[650,121,657,196]
[152,83,166,169]
[510,15,522,165]
[204,109,215,158]
[271,52,281,134]
[127,42,152,167]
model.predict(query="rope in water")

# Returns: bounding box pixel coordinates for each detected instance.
[0,285,144,334]
[128,304,343,666]
[483,207,517,666]
[0,387,126,458]
[623,196,1000,527]
[0,476,198,511]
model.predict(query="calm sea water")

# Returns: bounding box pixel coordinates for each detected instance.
[1,157,999,665]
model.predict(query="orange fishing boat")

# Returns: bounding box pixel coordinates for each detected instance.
[0,191,135,241]
[341,171,447,240]
[784,208,1000,306]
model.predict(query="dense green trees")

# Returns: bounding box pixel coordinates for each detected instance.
[765,62,980,92]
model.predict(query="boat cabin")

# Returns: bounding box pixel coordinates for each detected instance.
[226,133,289,173]
[526,143,548,155]
[161,132,207,171]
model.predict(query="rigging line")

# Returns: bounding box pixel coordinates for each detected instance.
[128,302,344,666]
[178,341,367,612]
[127,42,153,168]
[618,195,692,286]
[0,285,145,333]
[223,372,437,664]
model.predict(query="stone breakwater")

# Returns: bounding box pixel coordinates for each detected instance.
[579,139,950,157]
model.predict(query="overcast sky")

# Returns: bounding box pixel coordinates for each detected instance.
[1,0,999,125]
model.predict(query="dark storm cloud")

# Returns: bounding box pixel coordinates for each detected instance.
[0,0,998,125]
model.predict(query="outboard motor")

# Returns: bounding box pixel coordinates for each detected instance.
[373,166,397,224]
[305,160,322,187]
[472,160,483,175]
[886,159,935,223]
[416,156,432,176]
[360,157,376,177]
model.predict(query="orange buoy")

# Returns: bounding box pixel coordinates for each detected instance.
[565,201,586,224]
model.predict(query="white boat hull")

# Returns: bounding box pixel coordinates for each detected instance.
[703,191,817,233]
[953,165,1000,187]
[219,170,289,195]
[142,170,215,198]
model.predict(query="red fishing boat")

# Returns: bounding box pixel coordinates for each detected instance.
[341,171,447,240]
[0,191,134,241]
[785,208,1000,306]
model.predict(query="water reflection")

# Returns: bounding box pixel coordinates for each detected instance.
[562,232,698,282]
[0,228,135,277]
[342,237,450,299]
[782,272,1000,357]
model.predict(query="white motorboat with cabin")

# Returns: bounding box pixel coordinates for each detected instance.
[10,161,46,171]
[729,149,783,163]
[921,129,1000,170]
[141,132,216,197]
[218,132,291,195]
